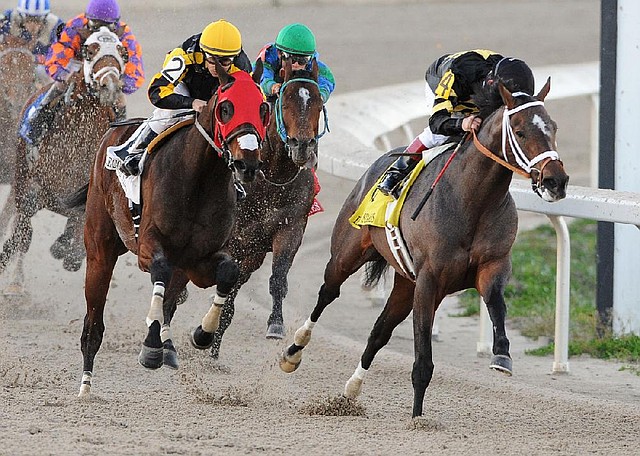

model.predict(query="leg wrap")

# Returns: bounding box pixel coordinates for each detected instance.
[146,282,165,327]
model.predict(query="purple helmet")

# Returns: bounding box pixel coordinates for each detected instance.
[85,0,120,23]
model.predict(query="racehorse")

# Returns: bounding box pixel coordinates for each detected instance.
[0,42,37,237]
[0,27,128,295]
[279,79,570,417]
[70,63,270,398]
[209,59,327,358]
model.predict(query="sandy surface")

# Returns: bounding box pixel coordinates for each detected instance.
[3,1,640,455]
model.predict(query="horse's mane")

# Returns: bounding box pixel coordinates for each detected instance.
[471,81,505,119]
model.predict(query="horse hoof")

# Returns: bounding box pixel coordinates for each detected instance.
[279,356,301,373]
[266,323,285,339]
[3,283,25,297]
[489,354,513,376]
[163,341,179,369]
[190,326,214,350]
[50,242,68,260]
[63,256,83,272]
[138,344,164,369]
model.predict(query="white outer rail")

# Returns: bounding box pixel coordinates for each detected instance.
[318,61,640,374]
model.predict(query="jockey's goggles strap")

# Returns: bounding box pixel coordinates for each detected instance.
[502,100,559,173]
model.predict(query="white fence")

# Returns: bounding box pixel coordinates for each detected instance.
[318,61,640,374]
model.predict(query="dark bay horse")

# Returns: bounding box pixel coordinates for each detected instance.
[0,43,37,237]
[0,27,128,295]
[280,79,569,417]
[74,65,269,397]
[209,59,327,358]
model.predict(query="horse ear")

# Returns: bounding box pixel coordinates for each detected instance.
[311,58,318,81]
[283,58,292,81]
[78,26,92,42]
[536,77,551,101]
[216,57,230,86]
[253,58,263,85]
[498,81,516,109]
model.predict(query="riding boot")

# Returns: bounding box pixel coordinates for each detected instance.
[116,125,158,176]
[20,81,67,146]
[377,137,427,198]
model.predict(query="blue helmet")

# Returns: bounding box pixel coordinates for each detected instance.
[17,0,50,16]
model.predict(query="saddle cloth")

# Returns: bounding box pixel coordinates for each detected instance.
[104,119,194,204]
[348,142,455,229]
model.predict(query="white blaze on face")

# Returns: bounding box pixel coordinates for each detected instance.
[237,133,259,150]
[299,87,310,110]
[532,114,551,138]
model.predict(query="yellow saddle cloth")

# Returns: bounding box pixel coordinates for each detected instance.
[349,159,426,229]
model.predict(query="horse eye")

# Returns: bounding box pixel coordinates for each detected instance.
[515,130,525,139]
[217,101,234,124]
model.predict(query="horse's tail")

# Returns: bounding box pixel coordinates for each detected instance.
[64,183,89,209]
[363,257,389,288]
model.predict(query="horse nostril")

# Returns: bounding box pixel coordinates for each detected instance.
[234,160,247,171]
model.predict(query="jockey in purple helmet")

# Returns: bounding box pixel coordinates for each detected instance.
[20,0,144,146]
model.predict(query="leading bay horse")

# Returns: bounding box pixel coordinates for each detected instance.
[73,64,269,397]
[0,26,128,295]
[209,59,327,358]
[279,79,569,417]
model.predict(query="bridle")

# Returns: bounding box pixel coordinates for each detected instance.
[261,77,329,186]
[273,77,329,147]
[81,27,126,95]
[471,97,560,196]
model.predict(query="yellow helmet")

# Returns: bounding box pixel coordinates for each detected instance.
[200,19,242,57]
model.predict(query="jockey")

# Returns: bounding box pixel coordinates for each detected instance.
[257,22,335,103]
[21,0,144,145]
[377,50,535,198]
[0,0,64,86]
[114,19,253,177]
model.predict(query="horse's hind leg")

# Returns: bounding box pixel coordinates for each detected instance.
[191,252,239,350]
[79,210,123,397]
[344,272,414,399]
[280,226,375,373]
[477,261,512,375]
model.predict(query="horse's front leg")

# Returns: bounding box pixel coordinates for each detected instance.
[159,271,190,369]
[267,225,305,339]
[191,252,239,350]
[138,252,174,369]
[0,198,38,296]
[409,275,439,417]
[477,261,512,375]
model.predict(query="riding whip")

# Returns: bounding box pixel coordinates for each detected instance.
[411,133,469,221]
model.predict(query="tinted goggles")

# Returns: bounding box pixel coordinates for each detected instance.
[281,52,311,66]
[204,53,234,67]
[87,19,117,32]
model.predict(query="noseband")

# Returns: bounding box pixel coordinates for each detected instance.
[472,98,561,196]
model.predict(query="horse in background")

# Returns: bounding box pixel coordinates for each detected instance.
[0,41,38,237]
[209,59,327,358]
[69,63,269,397]
[0,26,128,295]
[280,79,569,417]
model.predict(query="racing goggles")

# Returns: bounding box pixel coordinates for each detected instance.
[204,53,235,67]
[281,52,311,66]
[87,19,117,33]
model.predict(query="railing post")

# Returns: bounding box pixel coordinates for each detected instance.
[549,215,571,373]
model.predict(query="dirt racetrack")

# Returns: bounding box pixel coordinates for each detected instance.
[2,1,640,455]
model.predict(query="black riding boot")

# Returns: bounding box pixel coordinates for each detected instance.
[377,155,420,198]
[118,126,158,176]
